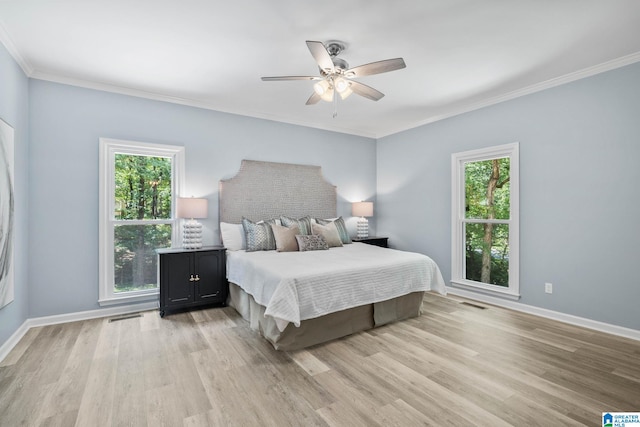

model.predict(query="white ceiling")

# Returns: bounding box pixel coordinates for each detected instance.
[1,1,640,138]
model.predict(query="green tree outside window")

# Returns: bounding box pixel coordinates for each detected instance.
[113,154,172,293]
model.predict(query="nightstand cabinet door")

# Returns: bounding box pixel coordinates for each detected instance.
[194,250,226,303]
[163,252,194,306]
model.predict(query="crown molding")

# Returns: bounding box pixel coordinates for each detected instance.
[29,70,378,139]
[379,51,640,138]
[0,22,33,75]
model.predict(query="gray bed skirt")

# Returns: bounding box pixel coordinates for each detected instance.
[228,282,424,351]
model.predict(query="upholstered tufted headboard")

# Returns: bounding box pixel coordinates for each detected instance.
[219,160,337,223]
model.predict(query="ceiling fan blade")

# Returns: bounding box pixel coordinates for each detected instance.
[306,92,321,105]
[346,58,406,78]
[306,41,334,73]
[349,80,385,101]
[261,76,321,81]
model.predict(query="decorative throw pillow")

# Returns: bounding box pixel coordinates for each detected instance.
[280,215,313,235]
[242,217,276,252]
[295,234,329,252]
[220,222,245,251]
[316,217,352,244]
[271,224,300,252]
[311,222,343,248]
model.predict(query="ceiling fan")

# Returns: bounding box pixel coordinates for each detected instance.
[261,40,406,110]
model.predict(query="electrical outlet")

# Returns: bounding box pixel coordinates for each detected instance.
[545,282,553,294]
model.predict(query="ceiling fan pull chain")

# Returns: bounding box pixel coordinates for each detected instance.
[333,89,338,118]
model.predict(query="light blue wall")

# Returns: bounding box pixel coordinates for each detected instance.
[28,80,376,318]
[377,61,640,330]
[2,41,638,353]
[0,43,29,346]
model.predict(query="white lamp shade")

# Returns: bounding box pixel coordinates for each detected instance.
[177,197,208,219]
[352,201,373,217]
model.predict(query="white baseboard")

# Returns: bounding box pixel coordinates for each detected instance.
[445,286,640,341]
[0,301,158,363]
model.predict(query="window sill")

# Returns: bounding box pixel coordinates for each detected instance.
[98,291,159,307]
[449,280,520,301]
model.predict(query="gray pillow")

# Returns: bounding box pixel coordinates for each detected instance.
[242,217,276,251]
[295,234,329,251]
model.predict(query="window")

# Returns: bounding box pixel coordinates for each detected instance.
[99,138,184,306]
[451,143,519,299]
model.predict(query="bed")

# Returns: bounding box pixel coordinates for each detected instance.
[219,160,446,350]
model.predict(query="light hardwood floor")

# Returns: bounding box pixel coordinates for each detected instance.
[1,293,638,426]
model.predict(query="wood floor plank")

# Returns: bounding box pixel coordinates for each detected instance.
[378,398,439,426]
[288,349,331,376]
[74,357,117,427]
[74,319,119,427]
[146,383,189,427]
[139,309,161,332]
[34,318,103,422]
[0,326,42,368]
[1,294,639,427]
[38,409,80,427]
[313,371,388,427]
[111,316,148,427]
[316,401,372,427]
[182,408,229,427]
[366,351,514,427]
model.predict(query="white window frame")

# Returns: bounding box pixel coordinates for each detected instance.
[98,138,185,306]
[451,142,520,299]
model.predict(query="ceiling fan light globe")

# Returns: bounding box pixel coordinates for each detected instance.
[320,88,334,102]
[334,77,349,93]
[313,80,330,96]
[339,86,353,100]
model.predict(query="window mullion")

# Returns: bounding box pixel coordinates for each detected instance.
[462,218,510,225]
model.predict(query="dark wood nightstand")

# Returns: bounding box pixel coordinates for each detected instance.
[352,236,389,248]
[156,246,227,317]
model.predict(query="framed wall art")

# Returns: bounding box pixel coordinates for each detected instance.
[0,118,14,309]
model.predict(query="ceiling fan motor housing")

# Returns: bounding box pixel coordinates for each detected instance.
[319,41,349,75]
[325,40,346,57]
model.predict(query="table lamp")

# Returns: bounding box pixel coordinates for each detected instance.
[177,197,208,249]
[352,201,373,239]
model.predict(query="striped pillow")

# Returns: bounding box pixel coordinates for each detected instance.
[316,216,352,244]
[280,216,313,235]
[242,217,276,251]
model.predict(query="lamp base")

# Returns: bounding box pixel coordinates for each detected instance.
[182,219,203,249]
[356,217,369,239]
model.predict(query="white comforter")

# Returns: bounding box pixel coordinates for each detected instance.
[227,243,446,330]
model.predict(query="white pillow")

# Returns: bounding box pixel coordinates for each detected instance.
[220,222,245,251]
